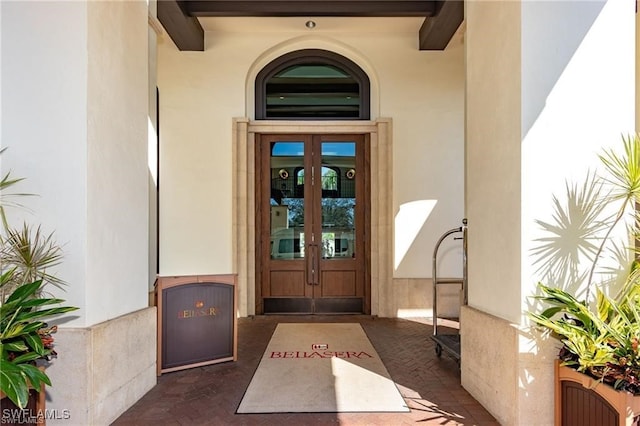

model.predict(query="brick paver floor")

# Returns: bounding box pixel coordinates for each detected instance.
[112,315,499,425]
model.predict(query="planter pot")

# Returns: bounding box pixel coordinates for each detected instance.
[555,360,640,426]
[0,366,46,426]
[0,387,46,426]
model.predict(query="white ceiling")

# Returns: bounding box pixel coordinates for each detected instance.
[198,17,425,33]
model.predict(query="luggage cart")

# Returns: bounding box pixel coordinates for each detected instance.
[431,218,467,361]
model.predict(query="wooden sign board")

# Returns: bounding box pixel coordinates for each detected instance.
[156,275,237,375]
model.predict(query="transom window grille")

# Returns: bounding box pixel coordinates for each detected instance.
[255,49,370,120]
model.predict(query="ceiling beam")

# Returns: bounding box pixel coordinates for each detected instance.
[418,0,464,50]
[158,0,205,51]
[185,1,437,17]
[158,0,462,52]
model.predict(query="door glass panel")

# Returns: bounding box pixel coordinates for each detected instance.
[321,142,356,259]
[270,142,305,259]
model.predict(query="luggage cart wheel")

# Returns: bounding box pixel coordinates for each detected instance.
[435,343,442,357]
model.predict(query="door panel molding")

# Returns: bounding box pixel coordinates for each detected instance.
[232,118,393,317]
[320,271,357,297]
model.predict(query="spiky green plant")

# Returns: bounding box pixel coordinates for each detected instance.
[1,224,65,300]
[0,149,65,301]
[529,133,640,395]
[0,148,32,230]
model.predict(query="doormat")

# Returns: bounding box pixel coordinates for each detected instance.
[236,323,409,413]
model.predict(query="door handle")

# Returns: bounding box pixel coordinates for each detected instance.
[313,244,320,285]
[306,244,313,285]
[307,243,319,285]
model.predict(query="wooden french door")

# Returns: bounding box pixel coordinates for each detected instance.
[257,134,369,314]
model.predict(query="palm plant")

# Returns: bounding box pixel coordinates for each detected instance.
[1,149,65,301]
[1,224,65,301]
[529,133,640,395]
[0,148,29,229]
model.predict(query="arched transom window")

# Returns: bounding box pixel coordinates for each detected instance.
[255,49,370,120]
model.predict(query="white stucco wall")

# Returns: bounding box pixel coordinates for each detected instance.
[2,1,90,322]
[158,17,464,286]
[0,2,2,143]
[2,2,155,422]
[148,0,159,292]
[521,0,635,305]
[519,3,634,424]
[464,1,635,425]
[1,0,149,326]
[465,0,522,322]
[86,0,149,324]
[466,0,634,324]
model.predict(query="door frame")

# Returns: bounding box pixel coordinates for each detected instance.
[232,118,393,317]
